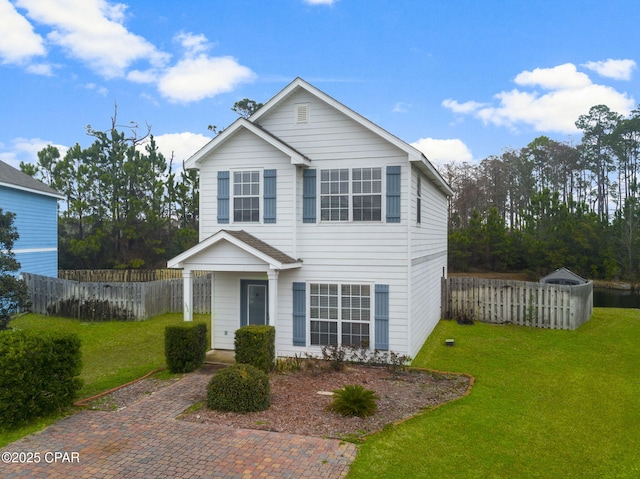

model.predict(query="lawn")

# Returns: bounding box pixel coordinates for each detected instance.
[10,312,209,398]
[1,312,208,447]
[348,308,640,479]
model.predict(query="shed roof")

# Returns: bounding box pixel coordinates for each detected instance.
[0,160,64,200]
[540,267,587,284]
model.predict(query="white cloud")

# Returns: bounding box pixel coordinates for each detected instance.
[3,3,255,103]
[514,63,591,90]
[158,55,255,103]
[411,138,473,164]
[443,62,636,134]
[152,32,254,103]
[442,99,486,115]
[15,0,169,78]
[392,102,412,113]
[26,62,53,76]
[0,0,46,64]
[303,0,337,5]
[141,132,211,167]
[175,32,211,57]
[0,137,68,169]
[582,59,637,80]
[83,82,108,96]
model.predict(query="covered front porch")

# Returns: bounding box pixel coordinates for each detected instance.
[167,229,302,350]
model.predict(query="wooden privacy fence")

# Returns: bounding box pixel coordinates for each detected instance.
[58,269,193,282]
[441,277,593,330]
[22,273,212,321]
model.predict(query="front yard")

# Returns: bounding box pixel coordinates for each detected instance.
[4,308,640,478]
[348,308,640,478]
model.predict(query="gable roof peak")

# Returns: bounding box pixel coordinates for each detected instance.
[250,78,452,196]
[184,117,310,169]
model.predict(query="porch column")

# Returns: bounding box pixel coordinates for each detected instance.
[210,272,216,347]
[267,269,279,327]
[183,270,193,322]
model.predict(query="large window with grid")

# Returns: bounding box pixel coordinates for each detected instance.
[233,170,260,222]
[320,168,382,222]
[310,283,371,347]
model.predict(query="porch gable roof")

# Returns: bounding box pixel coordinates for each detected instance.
[167,229,302,271]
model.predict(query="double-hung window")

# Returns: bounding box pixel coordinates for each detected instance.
[352,168,382,221]
[320,169,349,221]
[319,167,382,221]
[310,283,371,348]
[233,170,260,222]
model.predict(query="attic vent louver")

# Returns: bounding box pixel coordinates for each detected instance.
[295,103,309,124]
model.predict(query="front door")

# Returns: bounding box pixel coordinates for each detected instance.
[241,280,268,326]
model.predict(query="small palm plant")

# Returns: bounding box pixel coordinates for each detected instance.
[328,384,380,418]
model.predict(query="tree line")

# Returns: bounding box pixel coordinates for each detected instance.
[21,111,199,270]
[443,104,640,283]
[21,99,640,280]
[20,99,264,271]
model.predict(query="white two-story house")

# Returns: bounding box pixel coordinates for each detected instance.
[168,78,453,358]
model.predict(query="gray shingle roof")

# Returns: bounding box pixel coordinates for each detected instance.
[223,229,300,264]
[0,160,63,198]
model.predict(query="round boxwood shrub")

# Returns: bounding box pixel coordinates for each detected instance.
[207,364,270,413]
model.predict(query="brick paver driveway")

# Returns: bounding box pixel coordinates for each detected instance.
[2,366,356,478]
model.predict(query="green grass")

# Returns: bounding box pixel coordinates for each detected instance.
[348,308,640,479]
[1,312,208,447]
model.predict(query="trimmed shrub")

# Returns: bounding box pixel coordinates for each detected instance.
[165,323,207,373]
[328,384,380,418]
[234,325,275,373]
[207,364,270,413]
[0,329,83,430]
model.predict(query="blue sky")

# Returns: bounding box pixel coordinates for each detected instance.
[1,0,638,172]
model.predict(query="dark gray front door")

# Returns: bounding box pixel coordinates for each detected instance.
[241,280,268,326]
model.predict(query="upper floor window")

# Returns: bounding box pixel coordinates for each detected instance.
[352,168,382,221]
[233,170,260,222]
[320,169,349,221]
[320,167,382,222]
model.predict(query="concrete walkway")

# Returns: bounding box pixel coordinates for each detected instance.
[2,365,357,478]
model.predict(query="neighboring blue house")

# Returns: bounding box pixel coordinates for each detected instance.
[0,160,64,277]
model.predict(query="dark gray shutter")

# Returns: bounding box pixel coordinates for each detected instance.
[292,282,306,346]
[217,170,229,224]
[375,284,389,350]
[263,169,277,223]
[386,166,401,223]
[302,169,316,223]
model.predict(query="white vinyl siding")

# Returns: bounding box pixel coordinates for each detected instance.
[408,165,449,356]
[198,129,295,254]
[186,84,451,358]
